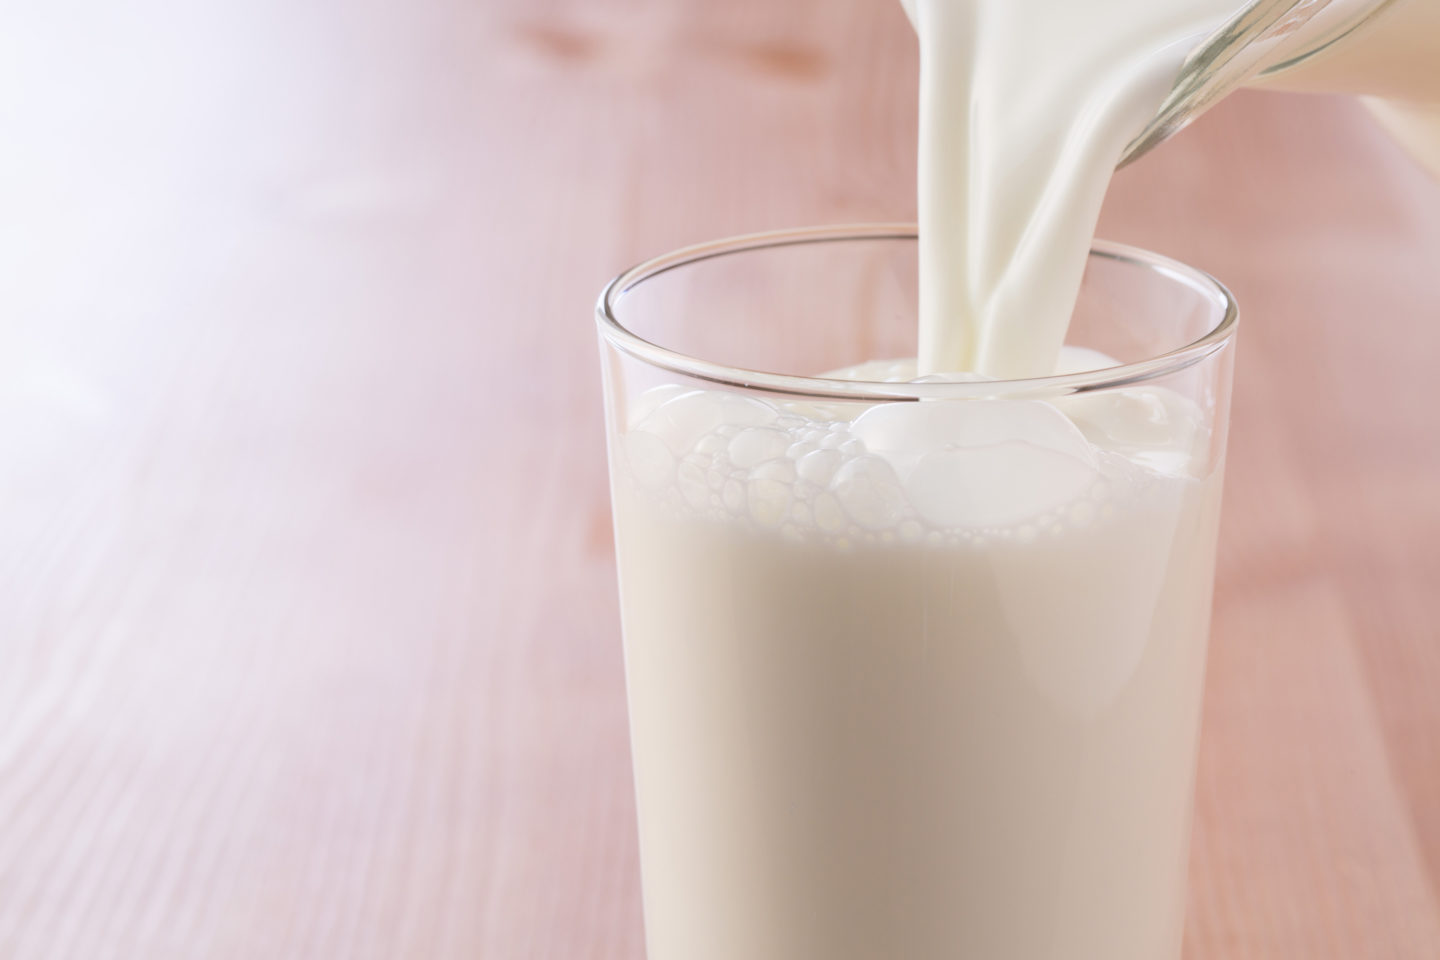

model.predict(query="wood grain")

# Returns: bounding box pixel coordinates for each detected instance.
[0,0,1437,956]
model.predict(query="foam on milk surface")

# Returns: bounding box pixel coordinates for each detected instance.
[621,351,1209,543]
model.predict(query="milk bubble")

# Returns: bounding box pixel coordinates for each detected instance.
[786,440,818,460]
[695,433,729,457]
[639,391,778,456]
[796,448,842,486]
[831,455,907,530]
[748,479,792,527]
[751,458,797,483]
[728,427,791,468]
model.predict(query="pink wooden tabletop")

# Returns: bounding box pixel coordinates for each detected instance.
[2,1,1439,956]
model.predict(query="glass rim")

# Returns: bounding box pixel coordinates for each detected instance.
[596,223,1237,401]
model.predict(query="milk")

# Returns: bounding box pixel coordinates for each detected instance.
[908,0,1440,379]
[613,2,1255,958]
[611,360,1225,960]
[908,0,1440,382]
[905,0,1244,377]
[609,2,1440,957]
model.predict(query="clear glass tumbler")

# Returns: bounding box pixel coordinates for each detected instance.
[597,225,1237,960]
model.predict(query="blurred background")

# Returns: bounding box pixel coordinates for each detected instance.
[2,0,1438,957]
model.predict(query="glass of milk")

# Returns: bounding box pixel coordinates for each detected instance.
[598,224,1237,960]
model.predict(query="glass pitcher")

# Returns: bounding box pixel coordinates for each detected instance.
[1124,0,1440,174]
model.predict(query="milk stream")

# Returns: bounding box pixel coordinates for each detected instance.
[905,0,1247,377]
[908,0,1440,377]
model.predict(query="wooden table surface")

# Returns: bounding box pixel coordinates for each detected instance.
[3,1,1439,957]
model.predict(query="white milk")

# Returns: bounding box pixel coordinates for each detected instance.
[612,3,1440,958]
[614,8,1243,956]
[906,0,1440,380]
[610,1,1367,957]
[904,0,1243,377]
[612,357,1225,960]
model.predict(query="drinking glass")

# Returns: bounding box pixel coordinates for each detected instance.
[598,224,1237,960]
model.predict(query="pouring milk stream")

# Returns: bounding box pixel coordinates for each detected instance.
[905,0,1440,377]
